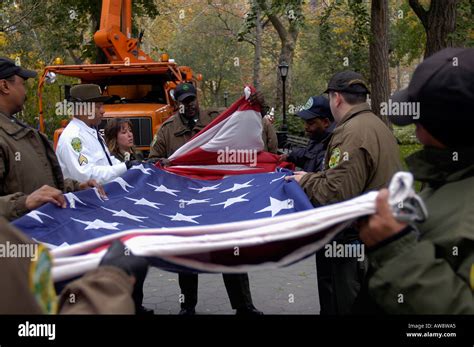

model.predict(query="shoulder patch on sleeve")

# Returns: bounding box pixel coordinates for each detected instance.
[150,134,157,148]
[29,244,57,314]
[78,153,88,166]
[329,147,341,169]
[71,137,82,153]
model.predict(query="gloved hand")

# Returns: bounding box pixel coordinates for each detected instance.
[145,157,160,165]
[100,240,149,313]
[125,160,141,169]
[99,240,149,291]
[146,158,170,167]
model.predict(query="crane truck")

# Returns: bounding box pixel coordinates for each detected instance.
[38,0,200,156]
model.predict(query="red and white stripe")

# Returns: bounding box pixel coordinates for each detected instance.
[163,86,290,179]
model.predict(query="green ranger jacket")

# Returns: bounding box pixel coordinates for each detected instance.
[0,112,80,221]
[367,147,474,313]
[148,109,218,159]
[299,103,402,205]
[0,217,135,314]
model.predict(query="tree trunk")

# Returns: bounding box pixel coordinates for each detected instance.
[409,0,459,58]
[255,0,299,127]
[369,0,391,126]
[253,4,262,91]
[396,62,401,91]
[424,1,458,57]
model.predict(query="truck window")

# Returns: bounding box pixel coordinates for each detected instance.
[97,75,169,104]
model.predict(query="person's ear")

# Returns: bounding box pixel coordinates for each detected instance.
[0,79,10,95]
[335,92,343,107]
[321,117,330,128]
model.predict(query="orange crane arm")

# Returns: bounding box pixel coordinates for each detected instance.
[93,0,154,63]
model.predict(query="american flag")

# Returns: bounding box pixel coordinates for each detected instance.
[12,87,421,282]
[12,166,418,282]
[15,167,316,242]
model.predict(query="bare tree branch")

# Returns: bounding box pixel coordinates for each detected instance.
[207,1,248,21]
[211,7,256,47]
[1,1,42,32]
[409,0,428,26]
[256,0,290,45]
[261,18,271,29]
[68,49,83,65]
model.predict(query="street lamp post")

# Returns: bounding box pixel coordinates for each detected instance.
[278,61,289,149]
[224,91,229,107]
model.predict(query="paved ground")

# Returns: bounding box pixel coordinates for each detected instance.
[143,256,320,315]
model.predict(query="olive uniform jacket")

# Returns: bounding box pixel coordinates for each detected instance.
[0,112,80,221]
[262,117,278,154]
[0,217,135,314]
[299,103,402,205]
[363,147,474,314]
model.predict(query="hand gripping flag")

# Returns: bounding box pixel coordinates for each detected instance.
[13,88,427,282]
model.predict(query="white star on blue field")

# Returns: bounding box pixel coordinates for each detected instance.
[13,165,313,247]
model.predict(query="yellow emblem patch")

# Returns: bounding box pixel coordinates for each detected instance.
[29,244,57,314]
[78,153,88,166]
[329,147,341,169]
[71,137,82,153]
[150,133,158,148]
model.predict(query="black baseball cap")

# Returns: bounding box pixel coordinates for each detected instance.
[0,57,37,80]
[174,83,197,102]
[389,48,474,127]
[324,70,370,94]
[296,95,333,121]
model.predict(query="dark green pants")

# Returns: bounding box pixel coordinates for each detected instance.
[316,239,367,315]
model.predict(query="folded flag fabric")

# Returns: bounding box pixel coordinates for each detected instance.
[14,165,311,248]
[13,167,423,282]
[164,86,293,179]
[12,87,427,282]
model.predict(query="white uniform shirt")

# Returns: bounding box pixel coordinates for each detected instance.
[56,118,127,184]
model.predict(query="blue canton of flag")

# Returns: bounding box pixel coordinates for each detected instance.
[13,164,314,248]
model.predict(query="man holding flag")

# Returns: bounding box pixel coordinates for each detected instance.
[0,57,105,221]
[149,83,263,315]
[0,58,149,315]
[289,71,402,314]
[55,83,153,315]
